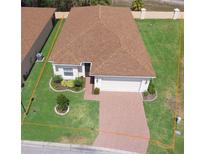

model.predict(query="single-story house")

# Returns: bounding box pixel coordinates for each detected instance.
[50,6,156,92]
[21,7,56,83]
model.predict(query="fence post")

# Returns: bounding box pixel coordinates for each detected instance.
[140,8,146,19]
[173,8,180,20]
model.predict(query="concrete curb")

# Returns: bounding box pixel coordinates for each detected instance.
[49,78,85,93]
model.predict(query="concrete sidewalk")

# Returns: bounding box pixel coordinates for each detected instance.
[22,140,138,154]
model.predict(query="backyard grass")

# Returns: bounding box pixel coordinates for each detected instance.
[21,20,99,145]
[137,19,184,154]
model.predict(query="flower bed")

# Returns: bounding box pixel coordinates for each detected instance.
[143,80,157,102]
[51,76,85,92]
[143,91,158,102]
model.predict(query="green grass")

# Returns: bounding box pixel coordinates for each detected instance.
[21,20,99,145]
[137,19,184,154]
[21,19,64,109]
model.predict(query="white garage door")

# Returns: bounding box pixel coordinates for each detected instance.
[100,77,142,92]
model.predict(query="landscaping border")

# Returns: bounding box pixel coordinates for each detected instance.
[49,78,85,93]
[54,105,70,116]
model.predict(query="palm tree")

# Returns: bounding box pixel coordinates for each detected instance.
[131,0,144,11]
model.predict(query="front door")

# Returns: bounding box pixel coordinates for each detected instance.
[84,63,91,77]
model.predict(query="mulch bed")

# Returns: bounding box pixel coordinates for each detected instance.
[56,105,68,113]
[51,82,67,90]
[143,93,157,102]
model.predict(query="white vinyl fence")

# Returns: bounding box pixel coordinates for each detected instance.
[132,8,184,19]
[55,8,184,20]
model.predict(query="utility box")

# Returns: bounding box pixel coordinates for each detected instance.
[36,53,43,61]
[176,116,182,124]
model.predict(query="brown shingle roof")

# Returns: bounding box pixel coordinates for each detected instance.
[50,6,155,77]
[21,7,55,61]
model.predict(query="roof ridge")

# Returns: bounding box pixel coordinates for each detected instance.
[55,17,123,64]
[99,5,101,19]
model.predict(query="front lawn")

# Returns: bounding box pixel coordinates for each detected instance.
[21,20,99,145]
[137,20,184,154]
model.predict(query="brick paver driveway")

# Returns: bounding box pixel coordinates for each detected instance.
[84,78,150,154]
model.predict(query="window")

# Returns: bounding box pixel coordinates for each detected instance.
[55,66,59,71]
[63,67,73,76]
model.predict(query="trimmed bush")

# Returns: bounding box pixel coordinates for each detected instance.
[56,94,69,112]
[53,75,63,83]
[74,78,83,87]
[61,80,75,88]
[148,80,156,94]
[94,87,100,95]
[143,91,149,97]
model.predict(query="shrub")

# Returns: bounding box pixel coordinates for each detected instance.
[74,86,81,91]
[143,91,149,97]
[148,80,156,94]
[94,87,100,95]
[90,0,111,5]
[23,74,28,81]
[74,78,83,87]
[21,82,25,88]
[61,80,74,88]
[56,94,69,112]
[53,75,63,83]
[131,0,144,11]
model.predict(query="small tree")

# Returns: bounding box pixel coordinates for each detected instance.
[56,94,69,112]
[131,0,144,11]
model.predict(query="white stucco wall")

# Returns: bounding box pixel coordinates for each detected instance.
[52,63,85,80]
[94,76,152,92]
[52,63,153,92]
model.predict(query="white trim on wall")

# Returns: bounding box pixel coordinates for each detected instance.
[91,74,156,79]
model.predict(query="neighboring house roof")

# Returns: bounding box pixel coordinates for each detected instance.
[21,7,55,61]
[50,6,155,77]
